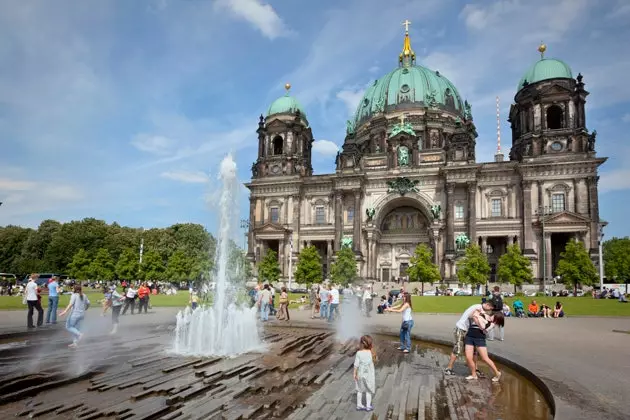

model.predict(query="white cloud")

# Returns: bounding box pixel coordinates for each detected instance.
[131,134,176,155]
[214,0,288,40]
[622,114,630,123]
[336,87,366,116]
[0,179,37,191]
[160,170,209,183]
[312,140,339,156]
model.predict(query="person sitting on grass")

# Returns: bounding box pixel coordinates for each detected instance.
[540,303,552,318]
[527,300,539,317]
[553,301,564,318]
[502,303,512,317]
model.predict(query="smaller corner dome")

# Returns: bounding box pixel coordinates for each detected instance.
[517,58,573,92]
[266,84,307,122]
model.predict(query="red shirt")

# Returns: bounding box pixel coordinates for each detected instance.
[138,286,150,298]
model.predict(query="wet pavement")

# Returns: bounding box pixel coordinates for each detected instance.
[0,320,550,420]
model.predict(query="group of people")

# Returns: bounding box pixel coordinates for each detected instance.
[251,283,290,322]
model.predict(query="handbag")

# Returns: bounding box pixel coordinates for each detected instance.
[401,321,410,330]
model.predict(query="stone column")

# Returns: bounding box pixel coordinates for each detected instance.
[481,236,488,253]
[507,235,514,246]
[334,191,343,251]
[544,233,552,282]
[326,240,333,277]
[537,180,544,209]
[353,190,362,253]
[467,182,476,241]
[292,195,300,252]
[446,183,455,251]
[522,181,534,251]
[366,238,373,277]
[279,239,286,278]
[372,241,378,280]
[587,177,600,251]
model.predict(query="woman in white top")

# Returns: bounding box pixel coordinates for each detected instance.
[59,285,90,348]
[385,292,414,353]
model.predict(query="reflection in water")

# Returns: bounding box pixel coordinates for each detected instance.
[402,338,552,420]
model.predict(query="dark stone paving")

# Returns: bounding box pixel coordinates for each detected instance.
[0,322,547,420]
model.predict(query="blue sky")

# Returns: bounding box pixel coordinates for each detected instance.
[1,0,629,239]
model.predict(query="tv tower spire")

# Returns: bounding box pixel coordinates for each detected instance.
[495,96,504,162]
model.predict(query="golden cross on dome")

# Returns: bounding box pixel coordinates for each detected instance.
[402,19,412,33]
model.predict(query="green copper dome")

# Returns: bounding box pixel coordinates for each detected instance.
[353,65,464,127]
[266,84,307,122]
[517,58,573,91]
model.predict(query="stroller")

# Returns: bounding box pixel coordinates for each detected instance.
[513,300,525,318]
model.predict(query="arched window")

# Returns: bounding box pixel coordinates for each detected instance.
[273,136,283,155]
[546,105,563,130]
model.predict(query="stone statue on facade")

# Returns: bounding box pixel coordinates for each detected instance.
[251,162,258,177]
[366,207,376,221]
[346,120,355,136]
[425,90,438,109]
[416,134,423,150]
[430,204,441,221]
[430,131,439,149]
[455,233,470,250]
[375,143,381,153]
[587,130,597,152]
[397,145,410,166]
[341,237,353,248]
[464,100,473,121]
[375,96,386,112]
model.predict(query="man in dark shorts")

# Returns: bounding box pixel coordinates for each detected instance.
[444,299,494,376]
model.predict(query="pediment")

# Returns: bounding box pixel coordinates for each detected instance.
[253,222,290,234]
[539,83,572,96]
[542,211,591,225]
[265,118,287,130]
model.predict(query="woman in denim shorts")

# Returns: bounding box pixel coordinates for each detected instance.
[464,310,504,382]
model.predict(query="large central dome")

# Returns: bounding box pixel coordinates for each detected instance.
[353,31,464,129]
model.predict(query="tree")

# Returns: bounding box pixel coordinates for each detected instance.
[165,250,193,282]
[603,237,630,284]
[116,248,139,280]
[88,248,116,280]
[257,249,281,284]
[68,249,91,280]
[295,246,323,288]
[456,244,491,288]
[407,244,441,294]
[330,246,357,287]
[140,250,166,281]
[556,240,598,295]
[497,244,533,293]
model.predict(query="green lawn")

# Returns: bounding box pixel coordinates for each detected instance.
[1,291,628,317]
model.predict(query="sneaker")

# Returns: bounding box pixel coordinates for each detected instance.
[476,369,486,378]
[492,372,502,383]
[397,347,404,350]
[365,406,374,412]
[465,375,478,381]
[444,368,455,376]
[356,406,366,411]
[403,349,410,353]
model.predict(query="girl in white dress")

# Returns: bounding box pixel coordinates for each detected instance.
[353,335,376,411]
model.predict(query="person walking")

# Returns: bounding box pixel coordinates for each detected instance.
[45,276,60,324]
[354,335,376,412]
[362,285,373,317]
[102,286,124,334]
[121,285,137,315]
[319,285,330,320]
[25,274,43,329]
[327,284,340,323]
[443,299,495,376]
[59,285,90,348]
[137,283,150,314]
[385,292,414,353]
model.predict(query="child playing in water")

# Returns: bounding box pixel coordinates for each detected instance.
[353,335,376,411]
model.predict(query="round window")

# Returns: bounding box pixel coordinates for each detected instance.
[400,84,410,93]
[363,98,370,107]
[551,141,563,151]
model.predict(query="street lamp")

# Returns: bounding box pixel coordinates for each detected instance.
[536,205,554,294]
[598,223,606,293]
[484,244,493,295]
[240,219,250,251]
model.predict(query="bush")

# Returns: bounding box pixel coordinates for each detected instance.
[515,292,526,297]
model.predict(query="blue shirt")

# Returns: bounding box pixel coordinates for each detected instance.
[48,281,59,297]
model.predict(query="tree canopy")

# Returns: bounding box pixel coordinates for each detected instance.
[294,246,323,288]
[497,244,533,290]
[456,244,491,287]
[0,219,218,281]
[603,237,630,283]
[330,247,357,287]
[555,240,598,295]
[257,249,281,284]
[407,244,441,284]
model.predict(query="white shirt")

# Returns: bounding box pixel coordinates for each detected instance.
[126,288,137,299]
[25,281,38,301]
[402,306,413,322]
[455,304,483,331]
[330,288,340,304]
[363,290,372,301]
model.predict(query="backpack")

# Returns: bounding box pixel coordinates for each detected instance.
[491,293,503,312]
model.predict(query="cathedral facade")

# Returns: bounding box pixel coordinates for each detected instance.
[245,28,606,286]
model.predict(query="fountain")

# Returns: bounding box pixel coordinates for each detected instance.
[172,154,263,356]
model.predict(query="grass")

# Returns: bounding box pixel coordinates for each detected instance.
[1,291,628,317]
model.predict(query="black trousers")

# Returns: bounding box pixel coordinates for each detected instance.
[122,298,135,315]
[27,300,43,327]
[138,297,149,313]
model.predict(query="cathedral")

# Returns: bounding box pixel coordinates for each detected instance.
[245,24,606,286]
